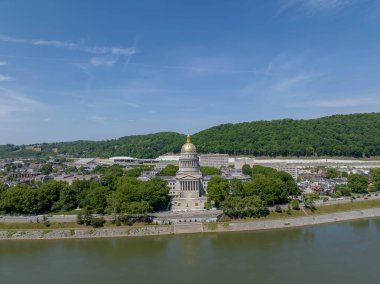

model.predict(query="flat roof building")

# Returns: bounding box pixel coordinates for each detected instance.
[199,154,229,168]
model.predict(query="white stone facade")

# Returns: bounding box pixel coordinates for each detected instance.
[171,135,207,211]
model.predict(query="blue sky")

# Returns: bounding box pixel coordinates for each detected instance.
[1,0,380,144]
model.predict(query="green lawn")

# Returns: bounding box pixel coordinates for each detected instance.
[311,198,380,214]
[236,198,380,222]
[0,222,84,230]
[264,198,380,220]
[0,221,156,230]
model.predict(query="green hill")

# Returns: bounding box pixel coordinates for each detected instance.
[1,113,379,159]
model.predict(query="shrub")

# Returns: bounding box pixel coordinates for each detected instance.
[275,205,282,213]
[76,213,84,225]
[286,204,292,215]
[91,217,106,228]
[42,215,50,227]
[115,218,121,226]
[291,199,300,210]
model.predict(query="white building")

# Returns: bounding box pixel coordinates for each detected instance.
[171,134,207,211]
[199,154,229,168]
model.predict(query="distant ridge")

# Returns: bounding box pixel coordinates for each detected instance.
[1,113,379,159]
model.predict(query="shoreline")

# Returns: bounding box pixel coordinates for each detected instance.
[208,207,380,233]
[1,207,380,240]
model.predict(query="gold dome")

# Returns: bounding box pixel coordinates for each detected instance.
[181,133,197,153]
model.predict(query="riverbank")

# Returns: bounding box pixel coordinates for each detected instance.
[1,207,380,240]
[207,207,380,233]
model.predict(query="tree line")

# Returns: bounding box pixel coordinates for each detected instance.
[1,113,379,159]
[0,165,170,215]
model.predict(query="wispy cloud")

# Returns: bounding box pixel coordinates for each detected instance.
[0,87,47,118]
[276,0,356,16]
[85,99,141,108]
[0,34,136,56]
[127,62,260,74]
[0,75,13,82]
[273,73,315,91]
[86,115,106,123]
[0,61,7,66]
[292,97,380,108]
[90,57,117,67]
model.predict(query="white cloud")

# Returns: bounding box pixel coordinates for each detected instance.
[0,61,7,66]
[292,97,380,108]
[0,34,136,56]
[90,57,117,67]
[0,75,13,82]
[85,99,140,108]
[276,0,356,16]
[0,87,47,118]
[273,74,315,90]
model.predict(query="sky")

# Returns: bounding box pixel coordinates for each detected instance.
[1,0,380,144]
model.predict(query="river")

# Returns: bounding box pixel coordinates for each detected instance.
[1,218,380,284]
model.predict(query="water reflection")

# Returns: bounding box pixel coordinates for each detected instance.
[208,227,315,252]
[349,219,370,231]
[1,219,380,284]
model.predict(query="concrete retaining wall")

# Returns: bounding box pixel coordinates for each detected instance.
[2,208,380,240]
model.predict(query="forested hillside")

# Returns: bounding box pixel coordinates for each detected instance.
[1,113,379,159]
[192,113,380,157]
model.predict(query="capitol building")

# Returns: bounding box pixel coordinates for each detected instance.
[171,134,207,211]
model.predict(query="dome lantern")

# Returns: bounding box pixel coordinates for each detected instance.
[181,131,196,153]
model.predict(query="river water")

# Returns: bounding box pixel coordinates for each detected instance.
[1,218,380,284]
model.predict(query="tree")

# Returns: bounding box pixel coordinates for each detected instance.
[140,178,170,211]
[0,184,39,214]
[326,168,339,179]
[251,165,277,178]
[250,175,289,205]
[348,174,369,193]
[200,166,221,175]
[159,165,178,176]
[81,186,110,214]
[206,177,229,208]
[291,199,300,210]
[369,168,380,191]
[123,201,152,214]
[229,178,244,196]
[125,166,149,177]
[40,164,53,175]
[221,195,266,218]
[38,180,67,212]
[106,176,169,215]
[242,164,251,175]
[59,185,79,211]
[275,171,300,197]
[302,194,317,212]
[335,185,352,196]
